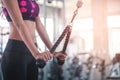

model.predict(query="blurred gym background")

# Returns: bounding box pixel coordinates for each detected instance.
[0,0,120,80]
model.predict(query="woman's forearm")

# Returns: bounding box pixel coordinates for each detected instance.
[17,23,40,58]
[35,17,53,50]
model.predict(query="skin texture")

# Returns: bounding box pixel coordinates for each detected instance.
[1,0,66,62]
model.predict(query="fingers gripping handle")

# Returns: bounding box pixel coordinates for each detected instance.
[36,26,70,68]
[35,54,64,68]
[36,54,67,68]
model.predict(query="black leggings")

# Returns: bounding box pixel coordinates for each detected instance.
[1,39,38,80]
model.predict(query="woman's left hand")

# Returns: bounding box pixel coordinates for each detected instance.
[53,51,67,60]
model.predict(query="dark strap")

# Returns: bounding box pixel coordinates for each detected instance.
[50,25,72,65]
[50,25,72,53]
[62,26,71,53]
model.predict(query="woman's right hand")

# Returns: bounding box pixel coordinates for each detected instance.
[35,50,53,62]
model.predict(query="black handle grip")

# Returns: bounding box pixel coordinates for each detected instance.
[36,58,65,68]
[57,58,65,65]
[36,59,46,68]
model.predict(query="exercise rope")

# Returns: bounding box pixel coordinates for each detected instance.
[36,0,82,68]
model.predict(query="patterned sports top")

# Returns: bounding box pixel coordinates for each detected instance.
[2,0,40,22]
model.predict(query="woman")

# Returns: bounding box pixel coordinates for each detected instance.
[0,0,66,80]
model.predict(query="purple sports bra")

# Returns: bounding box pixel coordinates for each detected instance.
[2,0,40,22]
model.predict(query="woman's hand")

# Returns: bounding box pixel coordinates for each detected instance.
[35,50,53,62]
[53,51,67,60]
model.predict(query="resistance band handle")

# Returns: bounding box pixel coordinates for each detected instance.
[57,31,72,65]
[57,58,65,65]
[36,59,46,68]
[36,58,65,68]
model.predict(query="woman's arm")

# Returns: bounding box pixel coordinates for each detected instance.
[2,0,52,60]
[35,16,67,61]
[35,16,53,50]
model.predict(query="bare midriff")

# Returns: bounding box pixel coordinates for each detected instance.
[8,20,36,41]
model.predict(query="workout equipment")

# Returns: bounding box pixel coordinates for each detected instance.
[107,54,120,80]
[36,0,82,68]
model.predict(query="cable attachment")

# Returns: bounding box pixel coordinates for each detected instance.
[70,0,82,24]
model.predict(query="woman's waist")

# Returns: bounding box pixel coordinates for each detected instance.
[9,33,36,41]
[9,25,36,40]
[8,21,36,41]
[9,33,23,41]
[8,21,36,42]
